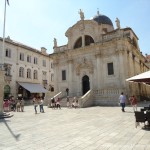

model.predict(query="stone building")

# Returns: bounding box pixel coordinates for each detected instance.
[145,54,150,69]
[0,37,54,100]
[51,11,150,106]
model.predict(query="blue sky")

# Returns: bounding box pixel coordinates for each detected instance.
[0,0,150,55]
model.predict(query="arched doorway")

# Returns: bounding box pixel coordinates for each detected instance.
[82,75,90,95]
[4,85,11,99]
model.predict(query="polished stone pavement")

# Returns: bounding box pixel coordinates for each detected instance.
[0,102,150,150]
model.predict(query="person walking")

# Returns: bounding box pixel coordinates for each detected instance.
[39,97,45,113]
[16,98,21,112]
[129,95,137,112]
[66,88,69,96]
[33,97,39,114]
[119,92,126,112]
[20,98,25,112]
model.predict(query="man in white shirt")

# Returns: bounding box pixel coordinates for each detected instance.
[119,92,126,112]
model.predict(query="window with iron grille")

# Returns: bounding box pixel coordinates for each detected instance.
[107,62,114,75]
[5,48,11,58]
[20,53,24,61]
[62,70,66,80]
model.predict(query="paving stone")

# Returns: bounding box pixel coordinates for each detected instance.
[0,102,150,149]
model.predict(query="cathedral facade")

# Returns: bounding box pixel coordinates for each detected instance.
[51,11,150,106]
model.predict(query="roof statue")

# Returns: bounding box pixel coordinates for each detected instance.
[115,17,120,29]
[97,8,100,16]
[78,9,84,20]
[53,38,57,48]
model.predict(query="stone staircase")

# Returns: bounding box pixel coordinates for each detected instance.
[47,88,125,108]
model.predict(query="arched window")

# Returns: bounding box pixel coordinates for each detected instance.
[74,37,82,49]
[33,70,38,79]
[74,35,94,49]
[85,35,94,46]
[4,85,11,98]
[19,67,24,77]
[27,68,31,78]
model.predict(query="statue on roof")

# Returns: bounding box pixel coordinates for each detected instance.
[78,9,84,20]
[115,17,120,29]
[97,8,100,16]
[53,38,57,48]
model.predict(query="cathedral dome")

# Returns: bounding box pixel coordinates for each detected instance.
[93,13,113,26]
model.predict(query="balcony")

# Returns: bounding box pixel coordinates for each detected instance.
[43,80,47,85]
[5,75,12,81]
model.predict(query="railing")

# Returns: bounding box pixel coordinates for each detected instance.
[54,45,68,53]
[79,90,93,107]
[5,75,12,81]
[93,89,126,96]
[102,32,120,42]
[53,92,62,99]
[42,80,47,85]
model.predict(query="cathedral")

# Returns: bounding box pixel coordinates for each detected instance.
[50,10,150,106]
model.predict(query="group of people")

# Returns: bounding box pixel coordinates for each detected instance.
[49,96,79,109]
[50,97,61,109]
[33,97,45,114]
[119,92,137,112]
[3,97,25,112]
[67,97,79,108]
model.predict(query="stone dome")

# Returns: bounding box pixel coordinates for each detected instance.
[93,14,113,26]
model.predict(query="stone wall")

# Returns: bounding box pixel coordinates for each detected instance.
[0,71,5,113]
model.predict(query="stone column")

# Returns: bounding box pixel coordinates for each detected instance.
[53,62,59,95]
[68,59,73,96]
[0,70,5,115]
[82,35,85,47]
[95,53,102,89]
[118,50,126,87]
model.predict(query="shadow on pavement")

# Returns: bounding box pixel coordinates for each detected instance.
[1,119,21,141]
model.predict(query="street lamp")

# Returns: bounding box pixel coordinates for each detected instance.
[0,0,13,119]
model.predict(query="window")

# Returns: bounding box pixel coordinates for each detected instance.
[33,70,38,79]
[42,71,47,80]
[27,68,31,78]
[62,70,66,80]
[74,37,82,49]
[34,57,38,64]
[5,48,11,58]
[85,35,94,46]
[102,28,107,34]
[43,60,46,67]
[107,63,114,75]
[19,67,24,77]
[20,53,24,61]
[27,55,31,63]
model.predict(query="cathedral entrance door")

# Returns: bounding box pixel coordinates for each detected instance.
[82,75,90,95]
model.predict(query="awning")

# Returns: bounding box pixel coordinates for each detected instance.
[18,82,48,93]
[126,70,150,85]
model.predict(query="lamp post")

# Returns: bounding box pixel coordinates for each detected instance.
[0,0,13,119]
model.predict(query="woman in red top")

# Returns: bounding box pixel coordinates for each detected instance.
[3,99,10,112]
[129,95,137,112]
